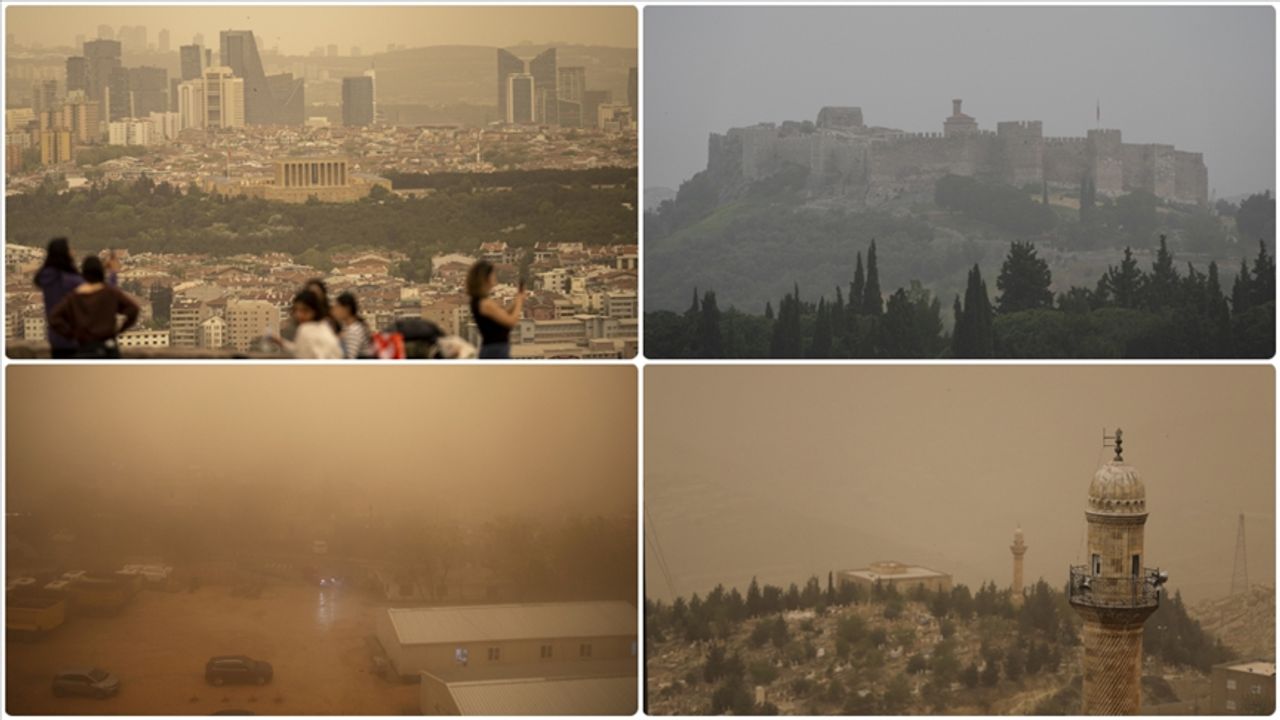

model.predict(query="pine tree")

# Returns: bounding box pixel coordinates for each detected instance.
[1102,247,1144,309]
[995,241,1054,313]
[764,301,774,320]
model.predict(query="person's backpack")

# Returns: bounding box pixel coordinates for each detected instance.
[394,318,444,359]
[370,332,405,359]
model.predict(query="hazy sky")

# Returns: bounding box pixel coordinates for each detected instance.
[7,366,636,521]
[645,6,1275,198]
[5,5,637,54]
[645,366,1274,604]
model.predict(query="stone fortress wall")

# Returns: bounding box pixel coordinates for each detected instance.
[707,100,1209,207]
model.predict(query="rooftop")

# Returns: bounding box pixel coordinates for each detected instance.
[425,672,636,716]
[840,561,949,581]
[1220,661,1277,677]
[384,601,636,646]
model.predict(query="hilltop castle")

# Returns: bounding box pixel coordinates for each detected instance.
[706,99,1208,207]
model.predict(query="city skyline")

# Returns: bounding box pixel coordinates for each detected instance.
[6,6,638,56]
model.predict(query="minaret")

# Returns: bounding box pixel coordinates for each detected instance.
[1010,525,1027,605]
[1068,429,1167,715]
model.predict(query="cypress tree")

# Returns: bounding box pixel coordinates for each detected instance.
[851,252,866,315]
[864,240,883,316]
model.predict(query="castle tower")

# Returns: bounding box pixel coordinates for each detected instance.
[943,98,977,137]
[1010,525,1027,605]
[1068,429,1167,715]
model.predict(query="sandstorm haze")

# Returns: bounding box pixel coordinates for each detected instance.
[645,365,1274,604]
[645,6,1274,197]
[7,366,637,521]
[5,5,638,54]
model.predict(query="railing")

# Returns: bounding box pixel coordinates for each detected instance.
[1068,565,1163,609]
[5,341,281,360]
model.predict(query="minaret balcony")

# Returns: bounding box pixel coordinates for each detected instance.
[1068,565,1165,610]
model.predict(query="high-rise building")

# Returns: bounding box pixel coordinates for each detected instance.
[326,43,338,57]
[97,25,114,40]
[506,74,535,125]
[582,90,611,130]
[65,56,88,94]
[341,76,374,127]
[32,80,58,115]
[193,33,204,48]
[39,128,73,165]
[108,118,152,146]
[148,111,180,141]
[107,65,131,120]
[177,67,245,130]
[83,39,121,117]
[557,66,586,129]
[496,49,524,123]
[627,66,638,114]
[1010,526,1027,606]
[168,297,205,348]
[158,29,170,53]
[128,66,168,117]
[219,30,304,125]
[557,67,586,103]
[66,99,102,144]
[528,48,557,125]
[179,44,205,80]
[117,25,146,55]
[1067,429,1167,715]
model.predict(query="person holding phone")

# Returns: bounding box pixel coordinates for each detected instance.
[465,259,526,359]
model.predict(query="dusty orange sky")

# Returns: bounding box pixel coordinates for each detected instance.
[5,6,637,53]
[645,365,1274,604]
[7,365,637,521]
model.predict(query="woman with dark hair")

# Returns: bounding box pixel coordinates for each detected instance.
[331,291,372,359]
[281,277,335,341]
[33,238,83,358]
[465,259,526,359]
[270,289,342,359]
[47,255,139,359]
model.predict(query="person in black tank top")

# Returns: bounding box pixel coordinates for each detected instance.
[466,260,526,359]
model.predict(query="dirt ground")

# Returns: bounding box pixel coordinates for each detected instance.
[6,582,419,715]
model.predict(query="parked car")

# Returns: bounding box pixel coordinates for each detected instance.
[205,656,273,686]
[51,667,120,698]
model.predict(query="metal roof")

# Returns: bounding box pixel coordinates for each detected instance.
[440,674,636,716]
[385,601,636,646]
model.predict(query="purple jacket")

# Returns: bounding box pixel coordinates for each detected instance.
[35,267,83,349]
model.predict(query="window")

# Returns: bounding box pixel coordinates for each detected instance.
[1091,554,1101,575]
[1226,701,1237,711]
[1131,554,1140,577]
[540,645,553,659]
[1251,684,1262,695]
[487,647,501,661]
[454,648,468,664]
[579,643,593,658]
[1228,679,1237,690]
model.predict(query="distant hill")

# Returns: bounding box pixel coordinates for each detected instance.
[1189,585,1276,660]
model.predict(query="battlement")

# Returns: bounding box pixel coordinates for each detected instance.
[1044,136,1088,146]
[998,120,1043,137]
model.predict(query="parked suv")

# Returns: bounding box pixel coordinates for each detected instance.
[205,656,273,686]
[52,667,120,698]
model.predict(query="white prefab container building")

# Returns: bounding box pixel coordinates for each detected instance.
[375,601,637,680]
[419,671,637,716]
